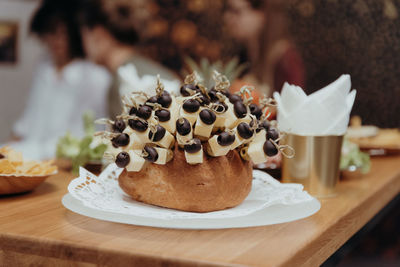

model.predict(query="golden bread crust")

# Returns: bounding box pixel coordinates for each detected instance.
[118,145,253,212]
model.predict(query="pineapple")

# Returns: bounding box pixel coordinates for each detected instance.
[183,57,248,89]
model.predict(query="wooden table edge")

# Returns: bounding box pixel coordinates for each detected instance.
[0,232,245,267]
[2,157,400,267]
[280,169,400,266]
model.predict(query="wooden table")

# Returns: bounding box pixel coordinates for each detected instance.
[1,156,400,267]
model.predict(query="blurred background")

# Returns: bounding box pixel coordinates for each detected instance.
[1,0,399,143]
[0,0,43,142]
[0,0,399,265]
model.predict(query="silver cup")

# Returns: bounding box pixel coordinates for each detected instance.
[282,134,344,198]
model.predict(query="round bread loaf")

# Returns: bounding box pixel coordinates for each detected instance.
[119,144,253,212]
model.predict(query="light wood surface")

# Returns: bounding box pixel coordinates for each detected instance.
[1,156,400,267]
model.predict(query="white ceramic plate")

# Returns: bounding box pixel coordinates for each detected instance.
[62,193,320,229]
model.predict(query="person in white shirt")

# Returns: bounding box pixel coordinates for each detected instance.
[77,0,180,119]
[8,0,111,160]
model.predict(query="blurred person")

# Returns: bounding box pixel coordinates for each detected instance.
[78,0,180,119]
[7,0,111,160]
[224,0,305,95]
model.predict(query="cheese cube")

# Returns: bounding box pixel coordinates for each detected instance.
[105,145,118,156]
[213,112,227,130]
[154,147,173,165]
[104,145,122,162]
[230,130,243,150]
[154,130,175,149]
[126,150,146,172]
[247,130,268,164]
[170,95,179,111]
[134,128,151,143]
[185,149,203,165]
[123,127,147,150]
[194,116,214,140]
[159,101,178,134]
[226,113,251,129]
[176,131,193,146]
[230,126,254,149]
[206,135,231,157]
[159,119,175,135]
[211,99,230,130]
[223,102,236,128]
[253,129,267,142]
[180,107,199,125]
[123,126,134,136]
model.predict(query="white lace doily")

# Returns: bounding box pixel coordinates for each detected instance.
[67,164,313,220]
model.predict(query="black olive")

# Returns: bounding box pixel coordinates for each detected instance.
[183,99,200,113]
[143,146,158,162]
[228,133,236,144]
[129,106,137,115]
[249,103,262,119]
[214,101,228,113]
[157,93,172,108]
[234,101,248,118]
[229,94,242,103]
[259,120,270,131]
[217,132,235,146]
[115,152,130,168]
[237,122,253,139]
[155,109,170,122]
[199,109,216,125]
[263,140,278,157]
[176,118,191,136]
[222,90,231,97]
[112,119,126,133]
[267,127,279,142]
[199,94,211,105]
[146,96,158,104]
[148,125,166,142]
[184,138,202,153]
[250,120,260,133]
[180,84,198,96]
[208,89,219,102]
[137,105,153,120]
[128,119,148,132]
[112,133,130,147]
[0,153,4,159]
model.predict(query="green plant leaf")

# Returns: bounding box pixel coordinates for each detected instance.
[183,56,248,88]
[56,112,108,174]
[83,111,95,135]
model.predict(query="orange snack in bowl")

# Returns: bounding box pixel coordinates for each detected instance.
[0,147,57,176]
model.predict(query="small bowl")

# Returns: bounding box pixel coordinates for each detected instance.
[340,165,363,180]
[84,161,103,175]
[55,159,103,175]
[0,171,57,195]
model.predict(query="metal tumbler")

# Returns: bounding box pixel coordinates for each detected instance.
[282,134,344,198]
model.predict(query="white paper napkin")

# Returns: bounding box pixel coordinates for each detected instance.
[274,74,356,136]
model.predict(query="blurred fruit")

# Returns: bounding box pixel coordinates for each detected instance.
[230,79,261,105]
